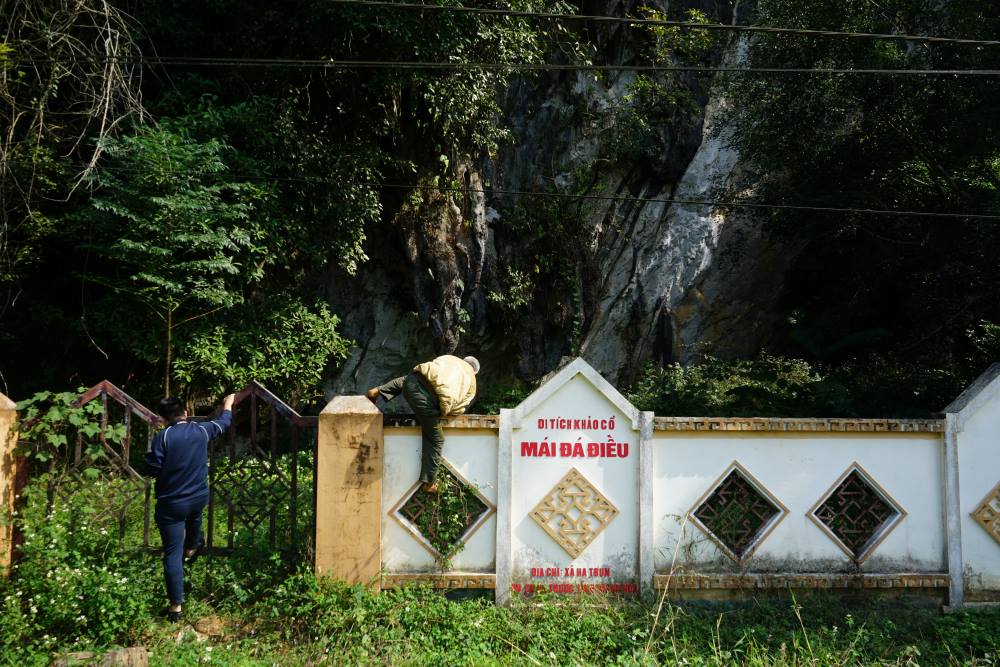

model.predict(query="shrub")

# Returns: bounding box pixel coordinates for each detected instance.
[627,355,854,417]
[0,479,159,654]
[470,382,532,414]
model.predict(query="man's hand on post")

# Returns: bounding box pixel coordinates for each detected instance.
[222,394,236,411]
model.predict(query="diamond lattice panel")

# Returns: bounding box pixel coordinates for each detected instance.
[971,481,1000,547]
[389,461,496,559]
[690,462,788,563]
[530,468,619,559]
[809,464,905,563]
[214,459,288,533]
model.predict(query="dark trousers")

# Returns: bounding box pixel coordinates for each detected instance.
[378,372,443,483]
[154,495,207,605]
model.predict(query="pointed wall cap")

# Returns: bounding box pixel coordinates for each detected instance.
[511,357,641,430]
[942,363,1000,415]
[321,395,380,415]
[0,392,15,412]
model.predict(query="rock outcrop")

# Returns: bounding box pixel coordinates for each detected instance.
[328,2,788,395]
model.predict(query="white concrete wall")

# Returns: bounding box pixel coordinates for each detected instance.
[381,427,498,573]
[375,358,1000,603]
[956,396,1000,593]
[652,432,947,573]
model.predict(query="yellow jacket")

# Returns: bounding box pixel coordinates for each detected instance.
[414,355,477,416]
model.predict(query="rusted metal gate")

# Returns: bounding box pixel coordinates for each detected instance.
[72,380,161,546]
[67,380,317,557]
[205,382,317,555]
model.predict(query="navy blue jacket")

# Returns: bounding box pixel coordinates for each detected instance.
[145,410,232,503]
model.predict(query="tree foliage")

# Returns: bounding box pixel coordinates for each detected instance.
[1,0,999,417]
[0,0,586,400]
[0,0,143,307]
[79,127,274,394]
[627,355,853,417]
[722,0,1000,379]
[172,301,351,404]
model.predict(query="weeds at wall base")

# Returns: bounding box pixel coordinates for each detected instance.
[2,459,998,665]
[5,571,1000,665]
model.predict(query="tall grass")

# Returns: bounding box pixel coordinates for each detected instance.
[3,464,998,665]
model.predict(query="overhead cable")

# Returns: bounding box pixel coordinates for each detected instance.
[84,165,1000,220]
[15,55,1000,76]
[327,0,1000,48]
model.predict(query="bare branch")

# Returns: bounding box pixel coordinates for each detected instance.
[0,0,147,315]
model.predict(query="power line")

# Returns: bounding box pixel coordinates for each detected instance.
[328,0,1000,48]
[387,183,1000,220]
[83,165,1000,220]
[14,55,1000,76]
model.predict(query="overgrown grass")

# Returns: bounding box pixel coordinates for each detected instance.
[4,524,1000,667]
[8,580,999,666]
[3,453,998,665]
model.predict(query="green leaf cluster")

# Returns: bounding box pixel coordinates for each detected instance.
[85,127,270,309]
[627,354,853,417]
[172,301,350,403]
[15,390,123,464]
[403,470,488,563]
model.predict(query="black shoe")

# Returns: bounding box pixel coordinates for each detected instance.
[162,607,182,623]
[184,541,205,564]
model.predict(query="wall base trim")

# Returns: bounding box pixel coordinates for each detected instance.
[382,573,496,589]
[653,573,949,590]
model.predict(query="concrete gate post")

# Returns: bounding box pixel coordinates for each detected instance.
[315,396,383,588]
[0,393,18,576]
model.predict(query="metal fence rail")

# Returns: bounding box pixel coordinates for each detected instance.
[61,380,318,559]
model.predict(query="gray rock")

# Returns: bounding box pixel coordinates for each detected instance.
[51,647,147,667]
[325,3,782,393]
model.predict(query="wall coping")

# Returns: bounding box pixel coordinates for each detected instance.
[652,417,944,432]
[942,362,1000,415]
[384,414,500,429]
[383,414,944,433]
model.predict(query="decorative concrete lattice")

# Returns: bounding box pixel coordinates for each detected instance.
[690,463,787,562]
[391,462,496,559]
[530,468,619,559]
[810,464,905,562]
[971,481,1000,547]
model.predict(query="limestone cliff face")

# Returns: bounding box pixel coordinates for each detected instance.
[325,166,493,395]
[328,2,784,396]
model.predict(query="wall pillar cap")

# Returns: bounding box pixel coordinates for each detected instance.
[321,395,380,416]
[0,393,14,411]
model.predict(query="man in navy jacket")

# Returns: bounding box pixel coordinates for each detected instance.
[146,393,235,621]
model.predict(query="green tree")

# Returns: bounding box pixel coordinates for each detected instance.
[172,301,351,404]
[80,127,273,395]
[717,0,1000,410]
